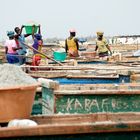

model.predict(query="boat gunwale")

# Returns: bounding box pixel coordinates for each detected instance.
[1,113,140,137]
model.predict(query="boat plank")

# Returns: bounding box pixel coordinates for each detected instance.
[1,113,140,138]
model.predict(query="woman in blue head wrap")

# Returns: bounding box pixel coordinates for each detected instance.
[5,31,21,64]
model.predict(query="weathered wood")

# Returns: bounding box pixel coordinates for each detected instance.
[55,94,140,113]
[66,74,119,79]
[56,83,140,94]
[53,83,140,114]
[31,113,140,124]
[29,73,67,79]
[54,90,140,95]
[58,83,139,90]
[27,69,120,79]
[32,87,54,115]
[21,64,140,74]
[131,74,140,83]
[34,83,140,114]
[1,113,140,138]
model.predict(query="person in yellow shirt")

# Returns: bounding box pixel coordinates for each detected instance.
[95,31,112,57]
[65,29,79,57]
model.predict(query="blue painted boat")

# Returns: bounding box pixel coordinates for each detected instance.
[52,75,130,84]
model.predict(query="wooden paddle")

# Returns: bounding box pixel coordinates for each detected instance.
[22,42,64,66]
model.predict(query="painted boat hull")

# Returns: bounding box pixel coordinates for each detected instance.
[1,113,140,139]
[32,83,140,115]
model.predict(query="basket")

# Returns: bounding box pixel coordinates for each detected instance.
[24,25,38,34]
[0,84,39,122]
[53,51,66,62]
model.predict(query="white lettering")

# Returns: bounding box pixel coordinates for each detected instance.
[66,98,74,112]
[89,99,99,111]
[74,99,83,110]
[85,99,91,111]
[102,98,109,112]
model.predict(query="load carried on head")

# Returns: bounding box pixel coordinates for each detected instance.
[24,21,39,34]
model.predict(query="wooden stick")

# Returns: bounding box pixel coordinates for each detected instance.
[22,42,64,66]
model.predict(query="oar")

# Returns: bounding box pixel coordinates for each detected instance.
[22,42,64,66]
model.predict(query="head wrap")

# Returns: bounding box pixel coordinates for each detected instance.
[7,31,15,37]
[69,29,76,33]
[34,34,42,40]
[96,31,104,36]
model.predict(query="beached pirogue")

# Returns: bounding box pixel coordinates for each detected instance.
[1,58,140,139]
[34,82,140,115]
[23,62,140,84]
[1,113,140,139]
[12,61,140,139]
[2,82,140,139]
[5,81,136,139]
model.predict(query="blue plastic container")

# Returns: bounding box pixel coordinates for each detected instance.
[53,51,66,62]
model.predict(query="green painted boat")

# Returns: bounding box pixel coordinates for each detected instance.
[54,83,140,114]
[32,83,140,115]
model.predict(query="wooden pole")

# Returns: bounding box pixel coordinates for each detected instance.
[22,42,64,66]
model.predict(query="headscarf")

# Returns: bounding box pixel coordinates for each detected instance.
[34,34,42,40]
[96,31,104,36]
[7,31,15,37]
[69,29,76,33]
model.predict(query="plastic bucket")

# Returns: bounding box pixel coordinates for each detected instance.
[24,25,38,34]
[53,51,66,62]
[0,84,39,122]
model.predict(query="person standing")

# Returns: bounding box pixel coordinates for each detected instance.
[65,29,79,57]
[95,31,112,57]
[14,25,32,65]
[5,31,21,64]
[32,25,43,66]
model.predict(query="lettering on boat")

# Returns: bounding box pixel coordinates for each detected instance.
[56,95,140,113]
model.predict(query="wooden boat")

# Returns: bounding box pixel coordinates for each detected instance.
[22,62,140,73]
[27,68,131,86]
[32,83,140,115]
[28,69,119,79]
[1,113,140,139]
[22,62,140,87]
[53,83,140,114]
[46,56,140,66]
[111,44,140,52]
